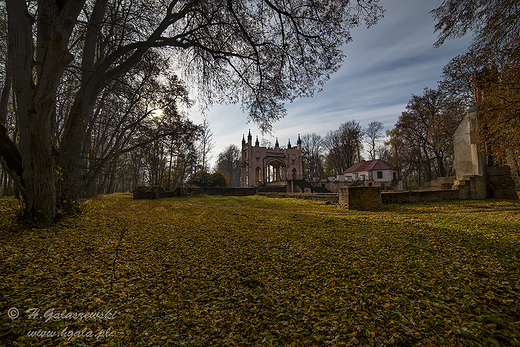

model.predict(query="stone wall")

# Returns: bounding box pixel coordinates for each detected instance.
[133,186,258,199]
[133,186,177,199]
[201,187,258,196]
[257,186,288,193]
[381,190,459,204]
[486,166,518,199]
[257,192,339,203]
[453,111,486,180]
[456,175,487,200]
[134,174,518,202]
[339,187,382,210]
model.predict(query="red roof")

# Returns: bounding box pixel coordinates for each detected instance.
[343,159,398,174]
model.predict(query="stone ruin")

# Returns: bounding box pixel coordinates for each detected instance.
[452,111,517,199]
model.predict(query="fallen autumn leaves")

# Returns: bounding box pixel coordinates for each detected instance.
[1,194,519,346]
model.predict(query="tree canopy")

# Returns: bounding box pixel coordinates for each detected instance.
[433,0,520,174]
[390,88,463,186]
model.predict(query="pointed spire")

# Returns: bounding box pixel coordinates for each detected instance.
[275,137,279,148]
[297,134,301,145]
[287,138,292,149]
[255,135,259,146]
[242,134,246,145]
[247,129,252,141]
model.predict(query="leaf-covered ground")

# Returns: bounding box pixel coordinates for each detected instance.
[1,194,519,346]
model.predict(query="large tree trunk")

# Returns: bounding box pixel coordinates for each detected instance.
[7,0,48,225]
[59,87,99,201]
[436,151,446,177]
[5,0,83,227]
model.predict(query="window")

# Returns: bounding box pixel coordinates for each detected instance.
[377,171,383,179]
[393,172,397,180]
[255,167,261,182]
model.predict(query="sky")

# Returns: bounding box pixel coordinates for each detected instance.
[188,0,473,168]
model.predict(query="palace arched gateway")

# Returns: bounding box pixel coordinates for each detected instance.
[241,130,303,187]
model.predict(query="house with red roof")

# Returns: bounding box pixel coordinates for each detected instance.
[342,159,399,188]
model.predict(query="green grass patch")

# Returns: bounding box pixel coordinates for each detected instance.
[1,194,519,346]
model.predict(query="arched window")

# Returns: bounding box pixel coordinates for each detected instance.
[255,167,261,182]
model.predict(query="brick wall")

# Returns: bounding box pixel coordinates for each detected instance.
[201,187,258,196]
[339,187,382,210]
[258,192,339,203]
[486,166,518,199]
[381,190,459,204]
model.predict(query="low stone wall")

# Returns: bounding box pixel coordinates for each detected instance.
[257,192,339,203]
[135,179,518,203]
[133,186,177,199]
[262,189,460,208]
[341,184,517,207]
[257,186,288,193]
[133,186,258,199]
[201,187,258,196]
[381,189,459,204]
[339,187,382,210]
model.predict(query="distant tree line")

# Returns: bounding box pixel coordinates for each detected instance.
[296,85,469,189]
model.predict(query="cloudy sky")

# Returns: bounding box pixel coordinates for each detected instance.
[189,0,472,168]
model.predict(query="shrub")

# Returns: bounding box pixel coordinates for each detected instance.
[188,171,228,188]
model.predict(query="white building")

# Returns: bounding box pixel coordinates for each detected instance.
[343,159,399,187]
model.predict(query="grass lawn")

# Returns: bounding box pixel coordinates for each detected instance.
[1,194,519,346]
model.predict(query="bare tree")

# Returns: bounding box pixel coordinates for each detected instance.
[364,121,384,160]
[216,145,241,187]
[324,120,363,175]
[197,117,215,172]
[301,133,324,179]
